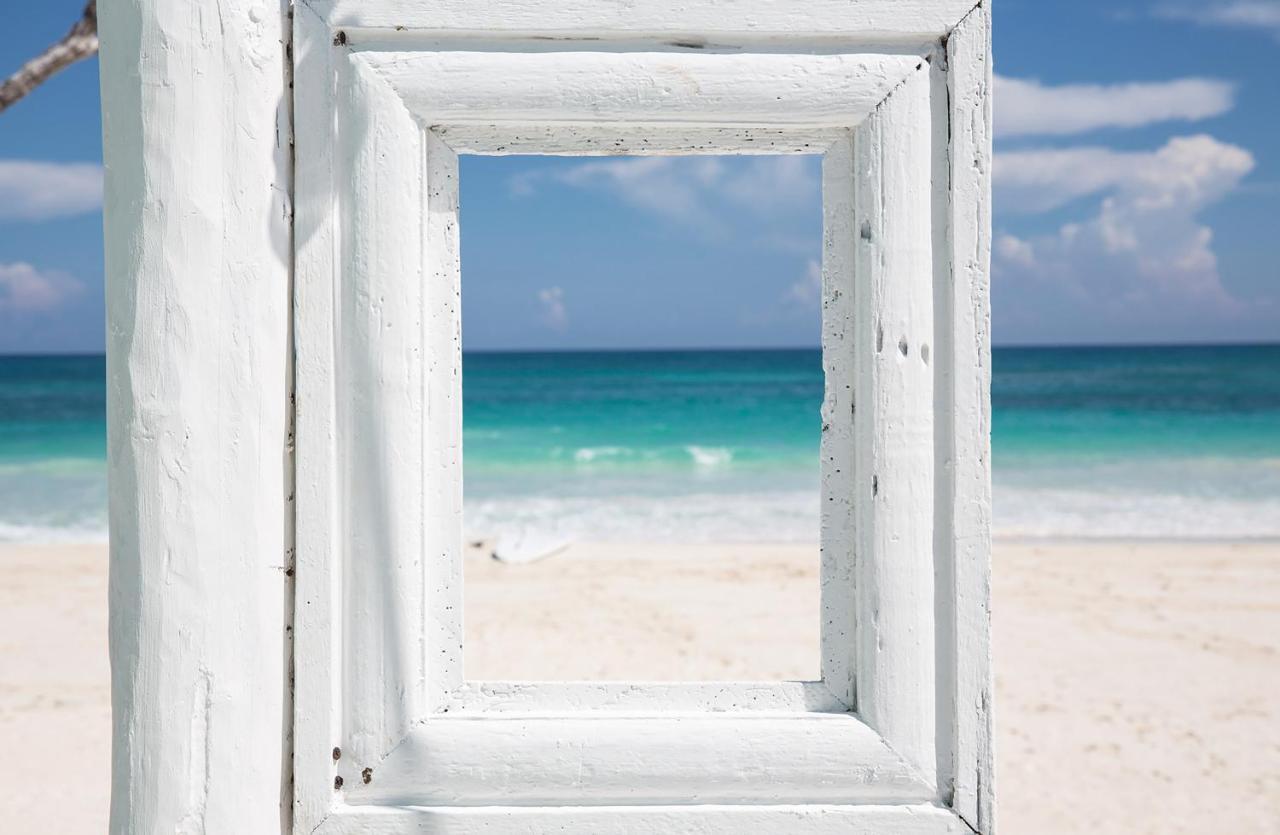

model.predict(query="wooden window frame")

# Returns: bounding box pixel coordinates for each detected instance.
[291,2,993,832]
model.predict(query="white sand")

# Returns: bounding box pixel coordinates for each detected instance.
[2,540,1278,833]
[0,545,111,834]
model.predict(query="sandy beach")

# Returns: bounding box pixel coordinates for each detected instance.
[2,539,1277,833]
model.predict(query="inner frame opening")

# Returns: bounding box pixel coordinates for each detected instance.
[456,152,826,682]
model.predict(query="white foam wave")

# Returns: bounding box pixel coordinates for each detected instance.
[466,490,819,545]
[0,458,108,544]
[0,521,109,544]
[466,482,1280,545]
[573,446,627,463]
[994,487,1280,539]
[685,446,733,467]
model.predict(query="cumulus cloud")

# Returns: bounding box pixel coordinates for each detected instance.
[512,155,819,236]
[993,135,1258,328]
[0,160,103,221]
[0,262,83,313]
[995,75,1235,138]
[537,286,567,331]
[1155,1,1280,39]
[994,136,1256,213]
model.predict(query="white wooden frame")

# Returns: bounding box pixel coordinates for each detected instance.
[291,2,993,833]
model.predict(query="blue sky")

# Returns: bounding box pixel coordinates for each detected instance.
[1,1,1277,353]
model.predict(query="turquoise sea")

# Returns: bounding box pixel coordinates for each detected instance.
[2,346,1278,543]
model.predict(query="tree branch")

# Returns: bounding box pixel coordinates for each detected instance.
[0,1,98,114]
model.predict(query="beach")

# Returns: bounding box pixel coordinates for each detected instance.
[3,347,1278,830]
[3,539,1278,834]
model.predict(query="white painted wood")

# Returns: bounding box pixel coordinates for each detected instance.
[422,128,466,712]
[338,33,941,55]
[291,41,875,822]
[362,50,926,126]
[935,6,996,833]
[100,0,993,830]
[851,64,938,782]
[291,2,994,832]
[292,2,343,829]
[450,680,847,713]
[98,1,293,833]
[304,0,980,40]
[318,804,969,835]
[436,124,846,156]
[345,715,933,806]
[820,132,859,708]
[337,55,431,769]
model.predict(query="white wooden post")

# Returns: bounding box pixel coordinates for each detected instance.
[936,9,996,828]
[98,1,293,832]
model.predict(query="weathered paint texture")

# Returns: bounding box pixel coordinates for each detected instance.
[102,0,992,832]
[851,63,938,782]
[294,0,993,828]
[307,0,980,39]
[99,0,293,833]
[350,717,934,806]
[936,6,997,830]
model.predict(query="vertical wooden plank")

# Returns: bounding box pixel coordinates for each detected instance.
[851,65,937,779]
[936,4,996,832]
[294,32,442,817]
[820,133,858,708]
[336,58,429,780]
[98,1,293,833]
[423,131,465,709]
[292,4,341,830]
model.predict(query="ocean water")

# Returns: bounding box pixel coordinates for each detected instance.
[0,355,107,542]
[2,346,1278,543]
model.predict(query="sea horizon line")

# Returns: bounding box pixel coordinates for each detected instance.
[3,340,1279,360]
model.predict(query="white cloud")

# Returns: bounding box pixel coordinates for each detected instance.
[993,135,1258,328]
[0,262,83,313]
[995,135,1256,213]
[512,155,819,236]
[721,156,819,213]
[537,286,567,331]
[0,160,103,221]
[785,259,823,307]
[1155,1,1280,38]
[555,157,727,229]
[995,75,1236,138]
